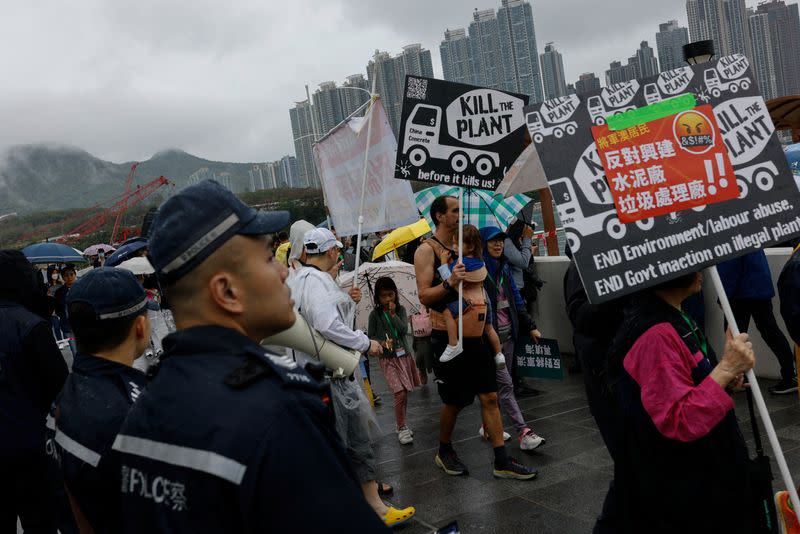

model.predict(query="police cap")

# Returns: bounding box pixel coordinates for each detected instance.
[148,180,289,283]
[66,267,147,320]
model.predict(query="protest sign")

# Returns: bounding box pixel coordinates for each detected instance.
[314,99,418,237]
[394,76,528,190]
[595,103,738,223]
[514,337,564,380]
[528,55,800,303]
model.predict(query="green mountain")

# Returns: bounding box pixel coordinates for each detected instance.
[0,144,274,214]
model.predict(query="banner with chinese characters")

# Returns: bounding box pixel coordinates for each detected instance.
[394,76,528,190]
[514,337,564,380]
[594,105,738,223]
[314,99,419,237]
[527,55,800,303]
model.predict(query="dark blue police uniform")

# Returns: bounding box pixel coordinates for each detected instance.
[55,353,145,533]
[53,266,150,533]
[113,179,389,533]
[113,326,388,533]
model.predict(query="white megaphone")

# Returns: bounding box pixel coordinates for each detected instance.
[261,311,361,378]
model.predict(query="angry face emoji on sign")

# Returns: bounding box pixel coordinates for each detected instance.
[673,110,715,154]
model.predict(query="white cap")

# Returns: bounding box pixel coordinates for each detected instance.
[304,228,343,254]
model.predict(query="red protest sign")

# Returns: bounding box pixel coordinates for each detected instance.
[592,105,738,223]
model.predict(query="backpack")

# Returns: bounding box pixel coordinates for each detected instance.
[460,282,488,338]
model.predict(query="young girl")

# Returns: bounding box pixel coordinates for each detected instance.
[367,277,422,445]
[438,225,506,370]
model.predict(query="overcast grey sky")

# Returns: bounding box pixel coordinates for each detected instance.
[0,0,773,163]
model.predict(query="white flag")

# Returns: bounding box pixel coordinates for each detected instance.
[313,99,418,237]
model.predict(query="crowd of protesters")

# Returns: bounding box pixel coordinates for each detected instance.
[2,182,799,533]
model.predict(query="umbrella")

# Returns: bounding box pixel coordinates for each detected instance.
[22,243,86,264]
[116,257,155,275]
[371,218,431,260]
[105,240,148,267]
[82,244,116,256]
[415,185,531,232]
[337,261,420,332]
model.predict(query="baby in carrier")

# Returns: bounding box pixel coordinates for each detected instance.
[438,224,506,369]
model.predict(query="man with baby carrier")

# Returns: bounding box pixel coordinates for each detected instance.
[413,195,537,480]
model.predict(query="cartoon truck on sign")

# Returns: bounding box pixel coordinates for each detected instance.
[644,83,662,105]
[549,176,654,253]
[734,161,778,199]
[588,81,640,125]
[587,95,636,126]
[704,56,751,98]
[526,95,580,144]
[403,103,500,177]
[526,111,577,144]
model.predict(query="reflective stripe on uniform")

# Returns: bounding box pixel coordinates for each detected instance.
[55,428,102,467]
[160,213,239,275]
[112,434,247,485]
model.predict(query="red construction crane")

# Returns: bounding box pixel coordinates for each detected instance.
[62,176,172,243]
[17,175,172,247]
[18,163,141,245]
[110,163,139,244]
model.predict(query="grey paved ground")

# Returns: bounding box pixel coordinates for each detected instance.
[366,360,800,534]
[17,359,799,533]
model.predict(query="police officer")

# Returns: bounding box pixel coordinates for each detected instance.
[112,180,389,533]
[54,268,150,533]
[0,250,68,532]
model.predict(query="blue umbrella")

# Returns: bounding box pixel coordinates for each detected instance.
[22,243,86,264]
[104,239,148,267]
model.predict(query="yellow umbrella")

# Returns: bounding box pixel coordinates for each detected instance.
[371,218,431,260]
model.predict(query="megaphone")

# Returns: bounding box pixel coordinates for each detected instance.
[261,311,361,378]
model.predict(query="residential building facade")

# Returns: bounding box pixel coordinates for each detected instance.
[440,28,473,85]
[368,45,434,135]
[575,72,601,95]
[312,81,345,136]
[468,8,505,90]
[753,0,800,97]
[656,20,690,72]
[635,41,660,78]
[497,0,545,102]
[289,100,319,188]
[341,74,370,118]
[540,42,567,100]
[440,1,544,102]
[748,10,778,100]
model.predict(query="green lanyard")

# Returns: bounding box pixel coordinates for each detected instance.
[680,311,708,358]
[382,311,400,341]
[486,271,505,291]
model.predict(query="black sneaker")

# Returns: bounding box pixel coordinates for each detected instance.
[768,378,798,395]
[435,449,469,476]
[493,457,538,480]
